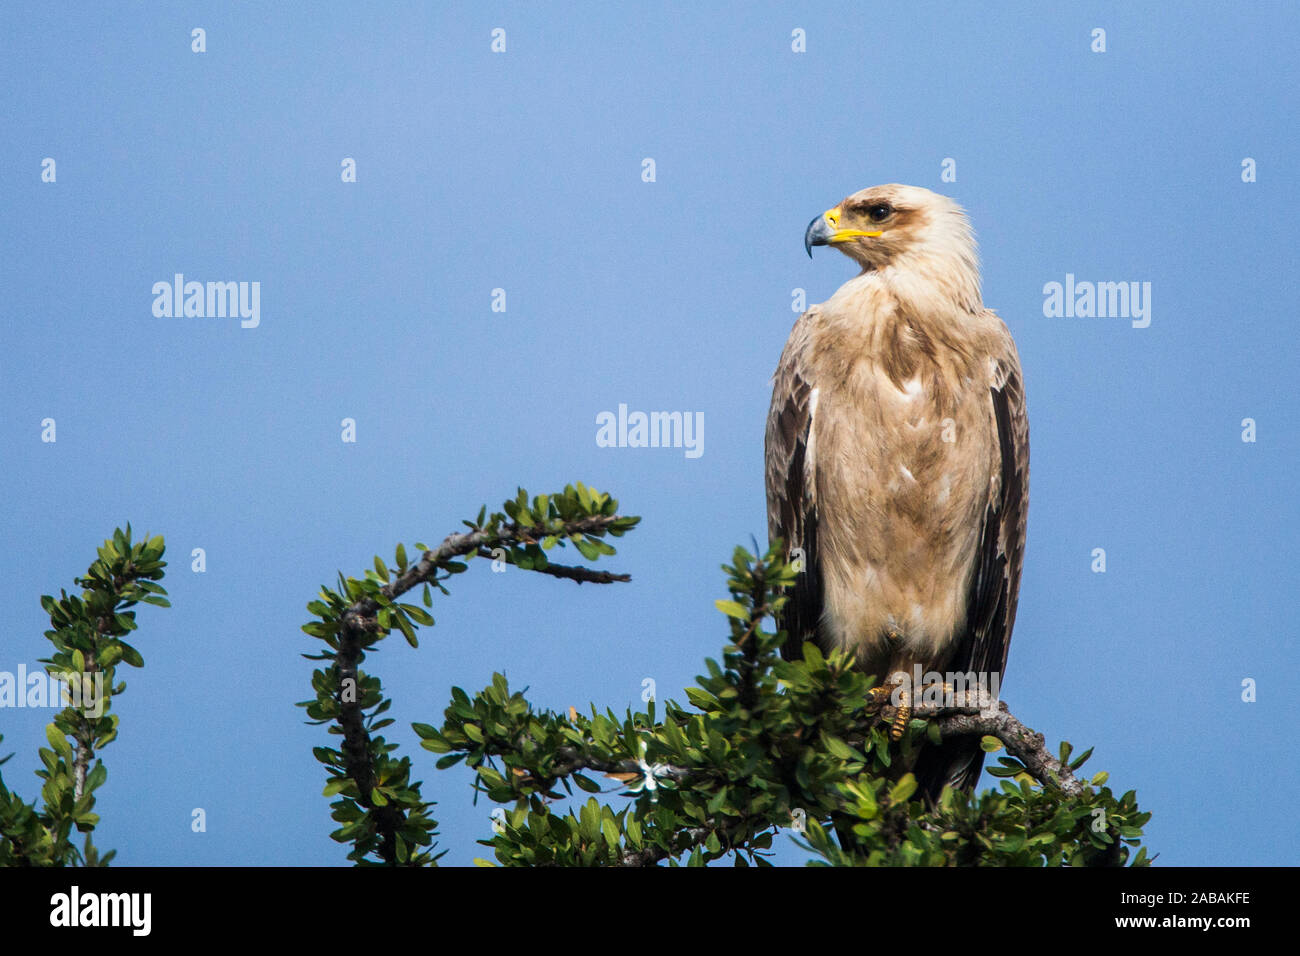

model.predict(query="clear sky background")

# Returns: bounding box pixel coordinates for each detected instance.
[1,3,1296,867]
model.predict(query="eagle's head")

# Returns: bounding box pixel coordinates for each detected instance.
[805,183,982,312]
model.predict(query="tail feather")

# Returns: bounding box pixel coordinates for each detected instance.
[912,736,985,804]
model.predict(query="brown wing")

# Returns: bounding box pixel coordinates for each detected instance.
[915,327,1029,798]
[765,315,823,661]
[963,350,1030,681]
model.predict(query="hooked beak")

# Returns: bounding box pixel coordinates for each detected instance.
[804,214,833,257]
[804,207,883,257]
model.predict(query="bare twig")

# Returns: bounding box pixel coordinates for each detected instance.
[473,547,630,584]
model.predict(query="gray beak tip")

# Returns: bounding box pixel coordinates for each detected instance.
[804,213,830,258]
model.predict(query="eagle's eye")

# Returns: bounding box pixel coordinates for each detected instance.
[866,203,893,223]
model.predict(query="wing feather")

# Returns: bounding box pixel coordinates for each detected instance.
[916,328,1029,797]
[765,318,823,661]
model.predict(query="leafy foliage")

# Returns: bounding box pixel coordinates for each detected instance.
[0,487,1152,868]
[303,484,1152,866]
[297,483,639,865]
[424,543,1151,866]
[0,526,169,866]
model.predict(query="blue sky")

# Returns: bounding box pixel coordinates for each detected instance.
[1,2,1296,866]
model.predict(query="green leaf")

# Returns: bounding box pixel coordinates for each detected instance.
[684,687,718,711]
[117,642,145,668]
[888,774,917,805]
[46,724,73,759]
[395,613,418,647]
[714,600,749,620]
[96,644,123,669]
[400,604,435,627]
[322,777,350,796]
[821,734,856,760]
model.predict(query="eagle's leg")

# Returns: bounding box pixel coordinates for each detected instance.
[864,664,914,740]
[894,680,966,735]
[890,682,911,740]
[865,660,907,709]
[885,630,913,739]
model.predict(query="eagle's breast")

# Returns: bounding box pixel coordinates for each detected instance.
[805,279,997,671]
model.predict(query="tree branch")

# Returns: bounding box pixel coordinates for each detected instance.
[894,694,1087,799]
[508,693,1084,865]
[332,512,632,863]
[539,695,1083,805]
[473,547,629,584]
[524,694,1086,865]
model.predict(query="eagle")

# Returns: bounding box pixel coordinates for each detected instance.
[765,184,1028,800]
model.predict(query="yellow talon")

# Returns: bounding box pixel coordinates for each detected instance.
[891,702,910,739]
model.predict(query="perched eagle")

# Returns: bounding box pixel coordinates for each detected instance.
[765,184,1028,800]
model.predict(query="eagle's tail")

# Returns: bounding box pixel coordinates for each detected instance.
[912,736,986,803]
